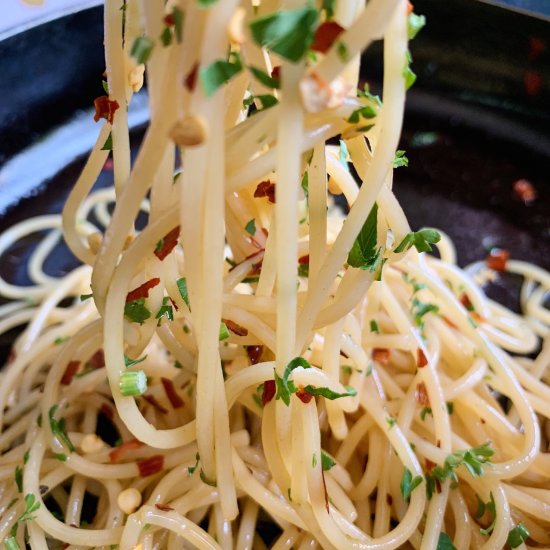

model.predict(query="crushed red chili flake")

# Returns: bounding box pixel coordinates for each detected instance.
[459,293,475,312]
[161,377,184,408]
[93,96,119,124]
[470,311,485,324]
[296,386,314,404]
[442,316,458,329]
[154,226,180,260]
[137,454,165,477]
[406,1,414,15]
[486,248,509,272]
[163,13,175,26]
[247,345,263,365]
[512,178,537,204]
[223,319,248,337]
[142,394,169,414]
[103,158,114,171]
[417,349,428,368]
[415,382,430,406]
[254,180,276,203]
[372,348,390,364]
[109,439,144,463]
[386,494,393,506]
[184,63,199,91]
[87,349,105,370]
[524,70,542,96]
[61,361,81,385]
[99,403,114,420]
[261,380,276,406]
[126,278,161,303]
[271,66,281,81]
[311,21,345,54]
[155,503,174,511]
[298,255,309,265]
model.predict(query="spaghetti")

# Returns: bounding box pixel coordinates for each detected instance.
[0,0,549,548]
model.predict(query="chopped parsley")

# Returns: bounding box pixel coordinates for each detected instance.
[411,298,439,329]
[124,298,151,324]
[347,203,382,273]
[200,52,243,97]
[15,466,22,493]
[370,319,380,334]
[243,94,279,114]
[245,219,256,236]
[400,468,423,501]
[392,150,409,168]
[155,297,174,323]
[408,13,426,40]
[130,36,155,64]
[187,453,200,475]
[80,292,93,301]
[403,50,416,90]
[176,277,190,309]
[248,66,280,89]
[312,453,317,467]
[336,41,350,62]
[48,405,75,452]
[249,7,319,62]
[506,523,529,548]
[477,492,496,535]
[301,384,356,400]
[394,229,441,254]
[321,451,336,471]
[347,105,377,124]
[436,532,457,550]
[101,133,113,151]
[321,0,336,20]
[124,354,147,368]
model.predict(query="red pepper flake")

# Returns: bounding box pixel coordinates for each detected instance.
[87,349,105,370]
[103,158,114,171]
[512,178,537,204]
[163,13,175,26]
[161,377,184,409]
[142,394,169,414]
[442,316,458,329]
[61,361,81,385]
[296,386,314,404]
[406,1,414,15]
[126,278,161,303]
[486,248,509,272]
[372,348,390,365]
[271,66,281,81]
[524,70,542,96]
[261,380,276,406]
[93,96,120,124]
[528,36,546,61]
[154,226,180,261]
[386,494,393,506]
[223,319,249,337]
[415,382,430,406]
[254,180,276,204]
[311,21,345,54]
[417,349,428,368]
[459,293,475,312]
[99,403,114,420]
[109,439,144,463]
[184,63,199,92]
[470,311,485,324]
[247,345,263,365]
[137,454,165,477]
[298,255,309,265]
[155,503,174,511]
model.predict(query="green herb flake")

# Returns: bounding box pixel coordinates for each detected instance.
[275,356,311,406]
[155,297,174,323]
[19,493,40,523]
[119,370,147,397]
[199,470,217,487]
[160,26,172,47]
[336,41,350,63]
[312,453,317,468]
[23,451,30,465]
[101,133,113,151]
[347,105,377,124]
[408,13,426,40]
[301,171,309,204]
[411,298,440,329]
[172,7,184,42]
[321,451,336,471]
[347,203,382,272]
[177,277,190,309]
[506,523,529,548]
[420,406,432,421]
[219,322,230,341]
[338,139,350,169]
[4,537,20,550]
[199,52,243,97]
[54,336,69,345]
[130,36,155,64]
[48,405,75,452]
[102,80,109,94]
[298,262,309,278]
[248,66,281,89]
[400,468,423,501]
[392,150,409,169]
[245,219,256,236]
[124,354,147,368]
[197,0,218,7]
[80,293,93,301]
[403,50,417,90]
[436,532,457,550]
[394,228,441,254]
[386,416,396,429]
[303,384,356,400]
[479,493,496,535]
[321,0,336,20]
[187,453,200,475]
[53,453,68,462]
[15,466,23,493]
[249,7,319,63]
[370,319,380,334]
[124,297,151,325]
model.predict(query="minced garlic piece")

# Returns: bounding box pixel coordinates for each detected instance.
[117,487,142,515]
[80,434,105,454]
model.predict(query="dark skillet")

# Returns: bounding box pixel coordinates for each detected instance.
[0,0,548,350]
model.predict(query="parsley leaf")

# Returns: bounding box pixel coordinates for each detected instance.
[347,105,377,124]
[394,229,441,254]
[245,219,256,236]
[303,384,356,400]
[187,453,200,475]
[197,0,217,7]
[249,7,319,62]
[130,36,155,64]
[321,0,336,20]
[321,451,336,471]
[155,297,174,322]
[336,41,350,62]
[479,492,496,535]
[370,320,379,333]
[301,171,309,204]
[411,298,439,329]
[275,356,311,406]
[248,66,281,89]
[124,354,147,368]
[436,532,457,550]
[400,468,423,501]
[176,277,190,309]
[347,203,382,272]
[393,150,409,168]
[200,52,243,97]
[403,50,416,90]
[408,13,426,40]
[15,466,23,493]
[19,493,40,523]
[101,133,113,151]
[124,297,151,324]
[48,405,75,452]
[506,523,529,548]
